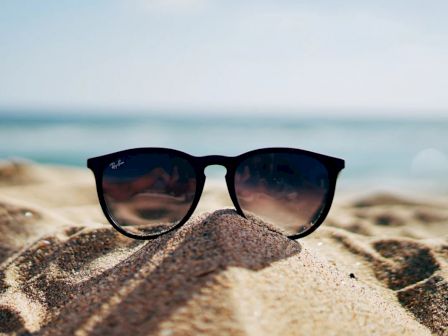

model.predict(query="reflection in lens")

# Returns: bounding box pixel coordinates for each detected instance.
[102,153,196,236]
[235,153,330,236]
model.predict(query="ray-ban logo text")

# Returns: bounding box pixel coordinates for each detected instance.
[110,159,125,170]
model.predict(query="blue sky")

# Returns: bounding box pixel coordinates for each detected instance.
[0,0,447,116]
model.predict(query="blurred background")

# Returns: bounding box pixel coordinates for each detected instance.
[1,1,447,195]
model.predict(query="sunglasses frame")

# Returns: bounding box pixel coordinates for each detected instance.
[87,147,344,240]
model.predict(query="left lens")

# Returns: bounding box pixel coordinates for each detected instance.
[102,152,197,237]
[234,152,330,236]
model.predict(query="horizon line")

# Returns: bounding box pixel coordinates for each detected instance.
[0,105,447,119]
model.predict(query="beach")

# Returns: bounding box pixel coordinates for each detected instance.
[0,161,447,335]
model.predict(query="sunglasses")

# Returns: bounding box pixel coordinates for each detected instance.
[87,148,344,240]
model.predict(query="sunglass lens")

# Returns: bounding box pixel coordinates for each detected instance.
[102,153,197,236]
[234,152,330,236]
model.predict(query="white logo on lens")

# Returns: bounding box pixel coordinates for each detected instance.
[110,159,125,170]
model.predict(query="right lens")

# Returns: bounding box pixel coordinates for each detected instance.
[101,152,197,237]
[234,152,330,236]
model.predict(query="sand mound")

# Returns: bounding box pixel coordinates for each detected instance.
[0,163,446,335]
[0,208,434,335]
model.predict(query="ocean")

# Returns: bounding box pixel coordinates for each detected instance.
[1,113,447,195]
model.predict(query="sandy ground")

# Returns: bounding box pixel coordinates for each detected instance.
[0,161,447,335]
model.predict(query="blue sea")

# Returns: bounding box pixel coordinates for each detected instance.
[1,112,448,195]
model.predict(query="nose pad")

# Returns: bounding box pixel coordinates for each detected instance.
[193,165,233,215]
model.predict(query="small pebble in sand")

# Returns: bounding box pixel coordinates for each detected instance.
[24,211,33,218]
[36,240,51,250]
[349,273,357,279]
[160,329,173,336]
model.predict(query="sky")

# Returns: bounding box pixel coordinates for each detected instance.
[0,0,447,117]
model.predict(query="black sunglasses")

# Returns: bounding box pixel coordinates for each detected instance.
[87,147,344,240]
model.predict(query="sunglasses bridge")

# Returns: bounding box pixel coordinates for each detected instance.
[197,155,233,170]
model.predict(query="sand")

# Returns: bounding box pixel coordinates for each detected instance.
[0,161,446,335]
